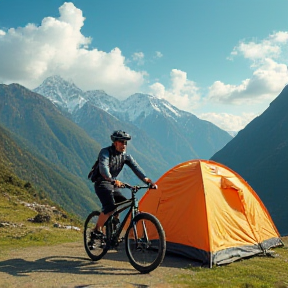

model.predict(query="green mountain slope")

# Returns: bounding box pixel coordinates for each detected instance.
[0,83,101,178]
[0,159,82,249]
[0,115,100,219]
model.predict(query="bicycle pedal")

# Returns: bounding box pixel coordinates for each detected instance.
[99,243,106,249]
[88,241,95,250]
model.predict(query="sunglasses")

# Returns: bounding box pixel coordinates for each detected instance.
[118,140,128,145]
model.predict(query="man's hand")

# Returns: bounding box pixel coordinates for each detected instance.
[112,180,124,187]
[144,178,157,189]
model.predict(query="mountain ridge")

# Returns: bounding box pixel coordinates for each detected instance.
[34,75,233,167]
[0,122,100,218]
[211,85,288,235]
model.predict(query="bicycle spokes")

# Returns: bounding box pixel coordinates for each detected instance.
[131,220,151,251]
[125,213,166,273]
[84,211,108,261]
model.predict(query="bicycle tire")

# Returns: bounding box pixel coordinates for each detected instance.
[125,212,166,273]
[83,211,108,261]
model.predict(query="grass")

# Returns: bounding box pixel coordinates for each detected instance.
[167,237,288,288]
[0,226,81,250]
[0,183,82,255]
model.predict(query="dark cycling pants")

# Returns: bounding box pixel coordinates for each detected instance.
[94,181,127,214]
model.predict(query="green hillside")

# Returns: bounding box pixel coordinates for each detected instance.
[0,161,82,250]
[0,83,101,178]
[0,123,100,219]
[0,83,104,218]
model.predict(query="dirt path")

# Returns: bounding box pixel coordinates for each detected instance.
[0,242,198,288]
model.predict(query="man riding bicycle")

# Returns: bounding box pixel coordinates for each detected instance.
[92,130,156,237]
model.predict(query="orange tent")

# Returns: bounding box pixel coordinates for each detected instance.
[139,160,283,267]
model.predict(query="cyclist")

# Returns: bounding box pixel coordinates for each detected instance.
[92,130,156,237]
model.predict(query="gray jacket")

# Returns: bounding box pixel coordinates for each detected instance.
[97,145,147,183]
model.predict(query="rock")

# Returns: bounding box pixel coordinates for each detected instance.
[52,223,81,231]
[33,213,51,223]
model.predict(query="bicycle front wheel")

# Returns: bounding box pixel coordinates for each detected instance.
[125,212,166,273]
[83,211,108,261]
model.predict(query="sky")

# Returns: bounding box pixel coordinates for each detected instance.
[0,0,288,133]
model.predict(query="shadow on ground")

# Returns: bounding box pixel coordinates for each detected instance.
[104,245,202,268]
[0,255,135,277]
[0,245,201,277]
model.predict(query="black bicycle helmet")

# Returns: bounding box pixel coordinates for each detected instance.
[110,130,131,142]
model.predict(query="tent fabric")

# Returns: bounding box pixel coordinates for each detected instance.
[139,159,283,267]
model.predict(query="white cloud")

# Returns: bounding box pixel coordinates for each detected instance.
[236,41,281,60]
[231,31,288,61]
[149,82,165,98]
[211,31,288,105]
[269,31,288,43]
[132,52,145,65]
[149,69,201,111]
[208,59,288,104]
[155,51,163,58]
[0,2,145,99]
[198,112,257,132]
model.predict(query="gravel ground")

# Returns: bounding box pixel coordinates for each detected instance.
[0,242,199,288]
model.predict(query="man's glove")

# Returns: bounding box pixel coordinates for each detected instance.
[144,177,157,189]
[112,180,124,187]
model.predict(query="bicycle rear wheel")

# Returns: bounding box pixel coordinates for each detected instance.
[83,211,108,261]
[125,212,166,273]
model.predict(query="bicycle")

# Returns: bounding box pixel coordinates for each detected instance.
[83,182,166,274]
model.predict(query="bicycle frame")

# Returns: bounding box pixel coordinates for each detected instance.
[106,185,146,246]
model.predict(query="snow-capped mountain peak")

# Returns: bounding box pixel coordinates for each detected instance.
[122,93,184,122]
[85,90,121,113]
[122,93,157,121]
[34,76,187,123]
[33,75,87,113]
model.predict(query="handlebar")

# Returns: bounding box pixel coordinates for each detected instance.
[112,181,157,190]
[125,183,158,190]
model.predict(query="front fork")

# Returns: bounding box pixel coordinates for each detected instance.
[131,204,149,249]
